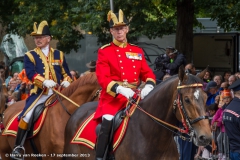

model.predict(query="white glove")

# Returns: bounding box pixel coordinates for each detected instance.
[43,80,57,88]
[116,86,135,99]
[61,81,70,88]
[141,84,154,99]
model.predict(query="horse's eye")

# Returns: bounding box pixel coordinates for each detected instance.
[184,97,190,103]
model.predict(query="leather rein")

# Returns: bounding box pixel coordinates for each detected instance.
[129,82,208,141]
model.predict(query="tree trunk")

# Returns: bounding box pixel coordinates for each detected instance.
[175,0,194,63]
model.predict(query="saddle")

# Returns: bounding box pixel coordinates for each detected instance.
[26,94,57,138]
[95,109,125,136]
[95,98,138,160]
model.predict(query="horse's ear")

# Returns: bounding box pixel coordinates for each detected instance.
[178,65,187,82]
[197,66,209,79]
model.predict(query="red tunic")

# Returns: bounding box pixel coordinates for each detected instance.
[94,40,155,120]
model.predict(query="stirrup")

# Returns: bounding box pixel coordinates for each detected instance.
[11,145,25,160]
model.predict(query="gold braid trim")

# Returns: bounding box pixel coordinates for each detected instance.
[25,52,36,65]
[146,78,156,85]
[48,49,57,82]
[33,74,45,89]
[107,81,118,97]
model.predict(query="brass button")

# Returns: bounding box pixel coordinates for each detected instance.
[120,60,122,63]
[132,60,134,62]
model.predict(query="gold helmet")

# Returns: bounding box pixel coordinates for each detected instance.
[107,9,129,28]
[30,20,51,36]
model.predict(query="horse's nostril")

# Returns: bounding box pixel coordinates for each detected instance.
[199,135,211,144]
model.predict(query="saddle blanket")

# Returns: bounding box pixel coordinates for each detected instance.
[71,112,130,151]
[2,108,49,138]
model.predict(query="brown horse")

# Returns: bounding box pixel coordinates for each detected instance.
[63,67,212,160]
[0,78,8,132]
[0,72,100,160]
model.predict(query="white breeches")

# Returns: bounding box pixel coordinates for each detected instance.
[23,89,53,123]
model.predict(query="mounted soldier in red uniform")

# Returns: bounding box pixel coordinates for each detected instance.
[94,9,156,160]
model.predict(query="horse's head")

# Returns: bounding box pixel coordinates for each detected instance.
[176,66,212,146]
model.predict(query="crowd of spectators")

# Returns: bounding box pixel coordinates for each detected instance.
[193,70,239,160]
[159,62,238,160]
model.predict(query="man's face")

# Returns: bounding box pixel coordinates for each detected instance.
[224,73,231,81]
[110,25,129,42]
[213,76,221,85]
[33,35,51,48]
[228,76,236,85]
[166,49,176,59]
[185,65,196,75]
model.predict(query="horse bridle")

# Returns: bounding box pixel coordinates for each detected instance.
[128,81,208,141]
[174,81,208,135]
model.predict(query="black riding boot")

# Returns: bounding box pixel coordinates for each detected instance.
[11,119,28,160]
[95,118,113,160]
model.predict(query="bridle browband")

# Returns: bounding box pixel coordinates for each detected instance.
[175,81,208,134]
[128,81,208,141]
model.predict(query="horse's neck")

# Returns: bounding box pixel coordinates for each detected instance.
[60,84,99,114]
[136,80,178,134]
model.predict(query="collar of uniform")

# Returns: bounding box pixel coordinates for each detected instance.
[113,39,127,48]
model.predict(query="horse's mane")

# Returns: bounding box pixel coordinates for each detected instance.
[185,74,203,84]
[155,74,203,93]
[156,74,203,89]
[61,72,98,97]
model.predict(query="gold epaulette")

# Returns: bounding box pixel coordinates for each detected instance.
[129,43,142,48]
[100,43,111,49]
[129,43,138,46]
[25,51,36,65]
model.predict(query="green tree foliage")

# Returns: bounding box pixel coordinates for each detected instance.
[1,0,237,56]
[76,0,176,45]
[0,0,84,53]
[201,0,240,32]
